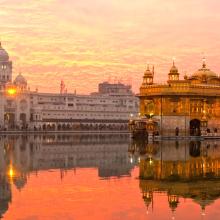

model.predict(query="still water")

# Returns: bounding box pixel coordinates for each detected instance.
[0,134,220,220]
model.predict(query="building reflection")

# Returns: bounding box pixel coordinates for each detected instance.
[0,134,133,218]
[0,176,11,219]
[130,139,220,217]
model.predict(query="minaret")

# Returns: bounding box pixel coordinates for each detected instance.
[0,42,12,85]
[168,194,179,220]
[60,80,65,94]
[142,191,153,215]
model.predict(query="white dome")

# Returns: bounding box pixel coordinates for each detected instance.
[14,73,27,85]
[0,42,9,61]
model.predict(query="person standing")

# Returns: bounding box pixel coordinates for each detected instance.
[175,127,179,136]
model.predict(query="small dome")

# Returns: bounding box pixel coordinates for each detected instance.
[0,42,9,61]
[13,176,27,190]
[14,73,27,85]
[169,61,179,74]
[170,65,178,73]
[144,65,153,76]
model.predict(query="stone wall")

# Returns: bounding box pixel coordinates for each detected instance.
[155,115,190,136]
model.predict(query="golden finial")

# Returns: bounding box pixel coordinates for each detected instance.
[147,63,150,71]
[184,71,188,80]
[202,56,206,68]
[172,57,176,66]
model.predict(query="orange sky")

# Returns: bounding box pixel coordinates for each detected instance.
[1,0,220,94]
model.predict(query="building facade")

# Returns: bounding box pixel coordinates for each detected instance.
[139,59,220,136]
[0,43,139,131]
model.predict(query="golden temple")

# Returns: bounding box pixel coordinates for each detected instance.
[137,58,220,136]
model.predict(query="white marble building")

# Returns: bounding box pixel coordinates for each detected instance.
[0,43,139,130]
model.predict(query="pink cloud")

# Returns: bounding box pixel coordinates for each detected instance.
[0,0,220,94]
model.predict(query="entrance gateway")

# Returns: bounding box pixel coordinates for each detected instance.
[190,119,201,136]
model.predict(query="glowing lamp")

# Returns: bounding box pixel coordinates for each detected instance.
[7,88,17,96]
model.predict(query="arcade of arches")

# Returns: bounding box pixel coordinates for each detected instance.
[35,122,128,132]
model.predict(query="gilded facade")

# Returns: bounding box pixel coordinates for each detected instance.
[139,59,220,136]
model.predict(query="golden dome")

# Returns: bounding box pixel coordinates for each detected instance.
[169,61,179,75]
[170,65,178,74]
[193,58,217,77]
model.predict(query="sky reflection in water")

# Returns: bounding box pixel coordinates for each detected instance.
[0,134,220,220]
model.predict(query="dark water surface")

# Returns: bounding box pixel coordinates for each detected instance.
[0,134,220,220]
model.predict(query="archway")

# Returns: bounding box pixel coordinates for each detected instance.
[42,124,46,130]
[190,119,201,136]
[4,113,15,129]
[62,124,66,130]
[57,124,61,130]
[66,124,71,130]
[20,113,26,128]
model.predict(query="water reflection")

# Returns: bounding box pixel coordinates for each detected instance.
[129,139,220,218]
[0,134,132,218]
[1,135,220,219]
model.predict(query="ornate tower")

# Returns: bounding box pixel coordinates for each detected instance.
[0,42,12,86]
[60,80,65,94]
[142,65,154,86]
[168,60,179,81]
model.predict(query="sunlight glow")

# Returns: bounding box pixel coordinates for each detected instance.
[7,88,17,96]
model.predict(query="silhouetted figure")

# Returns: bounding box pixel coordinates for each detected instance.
[175,127,179,136]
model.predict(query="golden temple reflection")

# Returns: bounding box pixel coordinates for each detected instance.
[130,138,220,217]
